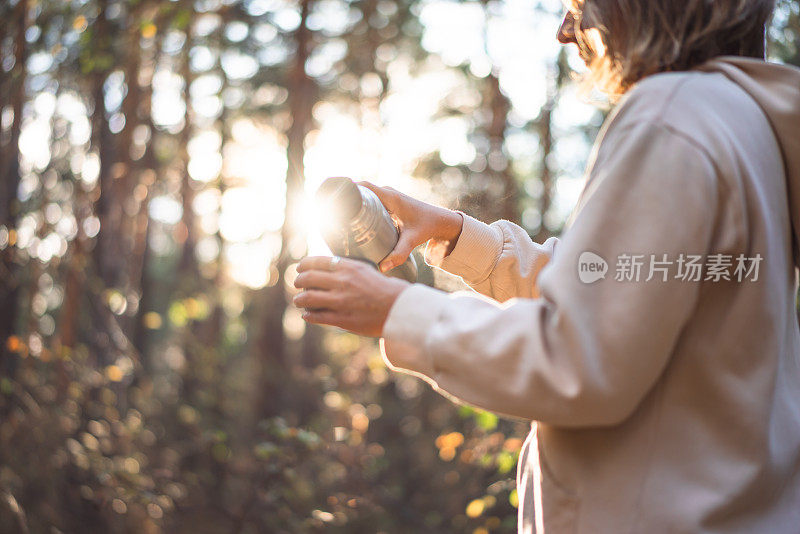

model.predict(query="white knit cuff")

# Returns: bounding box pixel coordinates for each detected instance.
[424,213,504,285]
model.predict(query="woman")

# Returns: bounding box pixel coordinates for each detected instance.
[293,0,800,531]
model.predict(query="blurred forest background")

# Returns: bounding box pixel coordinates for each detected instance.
[0,0,797,532]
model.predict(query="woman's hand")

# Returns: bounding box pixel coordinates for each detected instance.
[358,182,463,272]
[293,256,410,337]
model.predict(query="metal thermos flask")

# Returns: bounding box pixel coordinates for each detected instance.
[316,177,418,282]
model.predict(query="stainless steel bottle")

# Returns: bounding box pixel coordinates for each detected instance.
[316,177,418,282]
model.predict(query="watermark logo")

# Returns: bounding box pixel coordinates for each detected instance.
[578,251,608,284]
[577,251,762,284]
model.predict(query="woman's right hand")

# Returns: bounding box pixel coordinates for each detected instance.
[359,182,464,273]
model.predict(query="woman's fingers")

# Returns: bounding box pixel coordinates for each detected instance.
[297,255,368,274]
[294,270,339,290]
[293,252,410,337]
[293,289,341,310]
[297,256,337,273]
[301,309,346,328]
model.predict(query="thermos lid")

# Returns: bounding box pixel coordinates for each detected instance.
[316,177,363,222]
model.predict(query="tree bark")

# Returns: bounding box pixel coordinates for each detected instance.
[485,71,519,223]
[0,0,28,376]
[178,5,198,277]
[257,0,317,418]
[533,49,568,243]
[90,0,121,291]
[115,2,144,317]
[130,5,169,362]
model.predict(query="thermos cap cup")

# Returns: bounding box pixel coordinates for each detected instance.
[315,176,363,222]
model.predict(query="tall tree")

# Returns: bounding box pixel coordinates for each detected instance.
[177,3,199,278]
[131,3,171,359]
[116,0,146,316]
[0,0,29,375]
[481,0,520,224]
[256,0,318,418]
[87,0,120,292]
[532,48,569,243]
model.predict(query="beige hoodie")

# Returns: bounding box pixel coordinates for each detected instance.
[381,57,800,533]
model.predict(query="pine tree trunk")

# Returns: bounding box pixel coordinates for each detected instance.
[533,49,568,243]
[257,0,317,418]
[115,3,144,321]
[178,6,198,277]
[0,0,28,376]
[90,0,121,291]
[130,8,168,363]
[485,71,520,223]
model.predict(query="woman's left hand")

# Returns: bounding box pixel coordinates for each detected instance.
[293,256,410,337]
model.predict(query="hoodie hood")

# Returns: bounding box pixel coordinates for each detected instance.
[698,56,800,270]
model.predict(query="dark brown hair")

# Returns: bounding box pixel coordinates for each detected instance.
[571,0,775,96]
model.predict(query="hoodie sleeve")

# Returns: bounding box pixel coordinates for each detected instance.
[381,119,719,426]
[424,214,559,302]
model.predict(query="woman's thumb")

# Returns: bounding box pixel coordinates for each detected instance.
[380,232,417,273]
